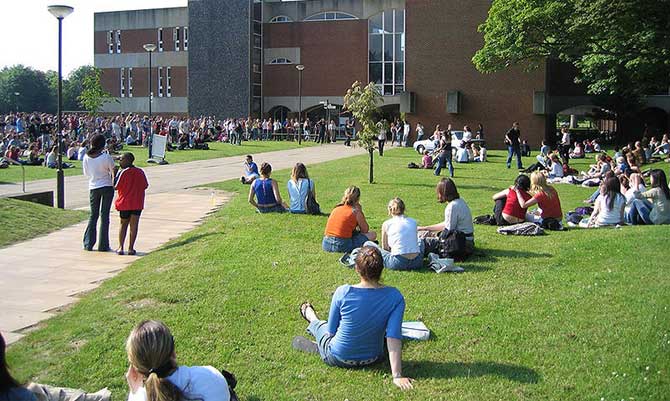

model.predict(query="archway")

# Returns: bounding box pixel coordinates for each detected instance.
[554,105,617,144]
[268,105,291,123]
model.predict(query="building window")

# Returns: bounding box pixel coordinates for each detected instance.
[166,67,172,98]
[116,30,121,53]
[128,68,133,98]
[369,9,405,96]
[183,27,188,50]
[158,67,163,98]
[305,12,357,21]
[269,58,293,65]
[120,68,125,98]
[107,31,114,54]
[158,28,163,52]
[269,15,292,23]
[174,27,180,52]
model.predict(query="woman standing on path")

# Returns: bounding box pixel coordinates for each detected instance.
[82,134,116,251]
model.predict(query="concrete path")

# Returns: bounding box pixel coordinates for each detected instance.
[0,144,362,209]
[0,144,363,344]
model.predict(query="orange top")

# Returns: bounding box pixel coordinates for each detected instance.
[324,205,358,238]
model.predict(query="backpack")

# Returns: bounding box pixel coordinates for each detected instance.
[303,179,320,215]
[221,369,239,401]
[437,230,469,261]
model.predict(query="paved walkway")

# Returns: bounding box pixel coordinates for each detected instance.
[0,144,362,344]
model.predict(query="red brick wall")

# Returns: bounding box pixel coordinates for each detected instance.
[94,27,184,54]
[100,67,187,97]
[405,0,547,148]
[263,20,368,97]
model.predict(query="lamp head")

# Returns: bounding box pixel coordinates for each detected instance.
[143,43,157,52]
[295,64,305,71]
[47,5,74,19]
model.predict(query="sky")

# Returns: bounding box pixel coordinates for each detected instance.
[3,0,187,77]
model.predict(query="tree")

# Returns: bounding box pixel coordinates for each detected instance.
[78,67,116,114]
[64,65,96,111]
[472,0,670,97]
[0,65,56,113]
[344,81,383,184]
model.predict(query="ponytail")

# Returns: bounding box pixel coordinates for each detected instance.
[144,369,183,401]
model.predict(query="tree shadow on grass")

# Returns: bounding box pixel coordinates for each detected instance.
[473,248,552,262]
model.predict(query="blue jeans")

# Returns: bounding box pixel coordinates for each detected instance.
[83,186,114,251]
[307,320,381,368]
[625,199,652,225]
[507,145,523,169]
[322,234,368,253]
[364,241,425,270]
[257,204,286,213]
[589,189,600,203]
[434,154,454,177]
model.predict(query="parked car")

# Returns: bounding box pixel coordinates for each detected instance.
[413,131,465,154]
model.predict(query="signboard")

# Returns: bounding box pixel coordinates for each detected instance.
[151,134,167,161]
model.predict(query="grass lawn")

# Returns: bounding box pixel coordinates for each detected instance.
[0,198,88,248]
[0,140,315,184]
[7,149,670,401]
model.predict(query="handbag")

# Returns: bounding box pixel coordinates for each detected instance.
[305,179,321,215]
[437,229,468,261]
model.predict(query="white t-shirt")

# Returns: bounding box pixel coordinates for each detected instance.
[128,365,230,401]
[444,198,474,237]
[456,148,469,163]
[82,153,115,190]
[596,193,624,226]
[382,215,420,256]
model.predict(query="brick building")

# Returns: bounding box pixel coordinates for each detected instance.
[94,0,670,146]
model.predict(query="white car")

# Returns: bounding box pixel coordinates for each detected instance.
[413,131,465,154]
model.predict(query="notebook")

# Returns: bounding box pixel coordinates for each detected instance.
[402,321,430,341]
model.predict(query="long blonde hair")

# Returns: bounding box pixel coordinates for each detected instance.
[290,163,309,183]
[530,171,554,198]
[126,320,182,401]
[387,197,406,216]
[338,186,360,206]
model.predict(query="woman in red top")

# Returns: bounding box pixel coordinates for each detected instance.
[114,152,149,255]
[491,174,532,225]
[516,171,563,227]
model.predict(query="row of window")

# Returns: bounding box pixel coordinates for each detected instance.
[269,12,356,23]
[119,67,173,98]
[106,27,188,54]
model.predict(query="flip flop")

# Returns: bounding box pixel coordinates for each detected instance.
[299,302,313,323]
[291,336,319,354]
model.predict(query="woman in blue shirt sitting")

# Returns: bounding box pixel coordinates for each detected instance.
[287,163,316,214]
[248,162,288,213]
[299,246,414,390]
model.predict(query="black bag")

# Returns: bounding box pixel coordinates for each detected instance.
[541,217,562,231]
[305,180,321,215]
[437,229,469,261]
[407,162,420,169]
[221,369,239,401]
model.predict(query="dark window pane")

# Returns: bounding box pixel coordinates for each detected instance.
[383,35,393,61]
[369,35,382,61]
[384,85,394,95]
[394,34,404,61]
[395,85,404,94]
[253,85,262,97]
[395,63,404,84]
[384,63,393,84]
[370,63,382,84]
[369,13,383,33]
[252,98,261,113]
[395,9,404,33]
[384,11,393,34]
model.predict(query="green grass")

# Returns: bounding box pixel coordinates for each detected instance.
[7,149,670,401]
[0,140,315,183]
[0,198,88,248]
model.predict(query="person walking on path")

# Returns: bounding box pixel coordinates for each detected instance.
[82,134,116,252]
[114,152,149,256]
[505,122,523,169]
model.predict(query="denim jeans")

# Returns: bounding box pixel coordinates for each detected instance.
[625,199,652,225]
[364,241,425,270]
[434,154,454,177]
[83,186,114,251]
[307,320,380,368]
[507,145,523,169]
[257,204,286,213]
[322,234,368,253]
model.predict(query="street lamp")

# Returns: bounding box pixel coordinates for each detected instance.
[13,92,20,113]
[48,4,74,209]
[296,64,305,145]
[143,43,157,159]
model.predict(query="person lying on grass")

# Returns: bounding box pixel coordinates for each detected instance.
[298,246,414,390]
[322,186,376,253]
[114,152,149,256]
[125,320,231,401]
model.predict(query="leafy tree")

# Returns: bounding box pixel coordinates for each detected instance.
[78,67,116,114]
[473,0,670,97]
[344,81,383,184]
[0,65,56,113]
[64,65,96,111]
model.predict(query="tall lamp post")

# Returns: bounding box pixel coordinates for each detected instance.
[13,92,20,112]
[143,43,157,159]
[48,4,74,209]
[296,64,305,145]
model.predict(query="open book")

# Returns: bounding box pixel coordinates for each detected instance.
[402,321,430,341]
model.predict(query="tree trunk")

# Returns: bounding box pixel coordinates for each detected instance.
[368,149,374,184]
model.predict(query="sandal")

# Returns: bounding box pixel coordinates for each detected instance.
[116,249,125,255]
[128,249,137,256]
[299,302,313,323]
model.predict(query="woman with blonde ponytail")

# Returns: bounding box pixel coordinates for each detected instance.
[125,321,230,401]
